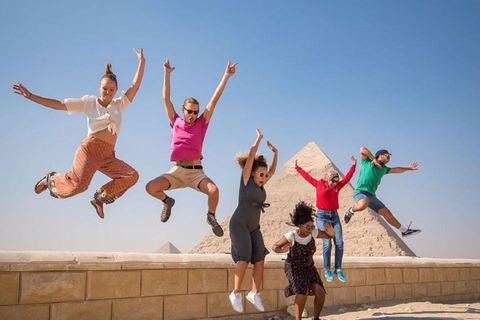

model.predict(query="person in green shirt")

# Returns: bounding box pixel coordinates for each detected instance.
[344,147,421,237]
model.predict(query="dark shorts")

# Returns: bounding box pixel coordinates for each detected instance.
[354,191,386,213]
[230,225,269,264]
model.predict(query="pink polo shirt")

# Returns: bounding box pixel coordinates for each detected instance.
[170,113,209,161]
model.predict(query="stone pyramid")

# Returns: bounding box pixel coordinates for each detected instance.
[156,242,182,254]
[191,142,416,257]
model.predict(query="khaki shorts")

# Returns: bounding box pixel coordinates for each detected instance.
[161,165,209,191]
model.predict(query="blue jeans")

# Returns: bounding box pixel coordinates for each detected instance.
[316,209,344,271]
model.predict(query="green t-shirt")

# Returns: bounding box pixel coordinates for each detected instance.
[355,158,391,195]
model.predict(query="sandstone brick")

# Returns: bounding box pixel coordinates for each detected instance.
[434,268,447,282]
[324,290,334,307]
[459,268,471,280]
[467,280,477,294]
[441,282,455,295]
[87,271,140,300]
[262,268,288,290]
[21,272,85,304]
[208,292,242,317]
[427,282,441,297]
[446,268,460,281]
[51,300,111,320]
[366,269,385,285]
[344,269,366,287]
[0,305,49,320]
[245,290,277,313]
[394,284,411,300]
[418,268,434,283]
[471,267,480,280]
[355,286,375,304]
[142,269,187,296]
[375,284,394,301]
[412,283,427,298]
[277,290,294,310]
[164,294,207,320]
[385,268,402,284]
[188,269,227,293]
[0,273,19,305]
[332,287,355,305]
[455,281,467,295]
[403,268,419,283]
[113,297,163,320]
[228,268,254,291]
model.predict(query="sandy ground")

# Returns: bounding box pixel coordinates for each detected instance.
[262,300,480,319]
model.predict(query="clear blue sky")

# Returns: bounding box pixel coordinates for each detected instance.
[1,1,479,258]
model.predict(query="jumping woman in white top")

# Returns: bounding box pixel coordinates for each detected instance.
[13,48,146,219]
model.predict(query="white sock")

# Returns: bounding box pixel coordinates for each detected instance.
[399,225,408,232]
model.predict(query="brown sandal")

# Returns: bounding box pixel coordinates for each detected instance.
[90,200,104,219]
[34,172,54,194]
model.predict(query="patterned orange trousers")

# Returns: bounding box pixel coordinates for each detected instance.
[47,136,139,202]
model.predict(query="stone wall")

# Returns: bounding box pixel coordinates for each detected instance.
[1,252,479,319]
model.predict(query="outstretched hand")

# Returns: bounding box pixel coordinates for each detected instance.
[256,128,263,140]
[351,156,357,166]
[133,48,145,62]
[409,161,419,170]
[293,159,298,167]
[267,141,277,153]
[324,223,335,237]
[164,59,175,73]
[13,82,31,99]
[225,60,238,77]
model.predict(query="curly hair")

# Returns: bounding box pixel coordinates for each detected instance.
[100,63,118,88]
[289,201,315,226]
[235,153,268,171]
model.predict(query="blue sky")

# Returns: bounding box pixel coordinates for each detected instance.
[1,1,479,258]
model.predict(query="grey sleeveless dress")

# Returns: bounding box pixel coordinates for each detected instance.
[229,175,269,263]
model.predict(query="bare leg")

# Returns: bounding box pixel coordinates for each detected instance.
[234,261,248,293]
[311,283,326,318]
[294,294,308,320]
[378,207,401,229]
[145,176,171,201]
[352,198,368,212]
[252,260,264,293]
[198,178,219,213]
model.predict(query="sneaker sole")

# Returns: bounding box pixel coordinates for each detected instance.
[212,225,224,237]
[246,296,264,312]
[402,230,422,238]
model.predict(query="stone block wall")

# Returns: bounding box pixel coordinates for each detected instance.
[0,252,479,319]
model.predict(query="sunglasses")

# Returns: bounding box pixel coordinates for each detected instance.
[183,107,199,115]
[256,172,270,178]
[303,224,315,230]
[331,179,339,183]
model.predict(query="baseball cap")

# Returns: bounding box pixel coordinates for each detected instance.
[375,149,392,157]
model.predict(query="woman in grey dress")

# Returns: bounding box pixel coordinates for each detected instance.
[228,128,278,313]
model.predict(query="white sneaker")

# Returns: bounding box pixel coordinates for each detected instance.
[246,291,265,312]
[229,291,243,313]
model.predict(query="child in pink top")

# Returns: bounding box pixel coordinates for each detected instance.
[146,59,238,237]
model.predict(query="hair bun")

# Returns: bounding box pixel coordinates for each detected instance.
[104,63,113,74]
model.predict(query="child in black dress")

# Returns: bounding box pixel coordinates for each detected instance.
[272,201,334,320]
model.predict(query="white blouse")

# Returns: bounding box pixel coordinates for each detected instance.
[285,229,319,246]
[64,92,131,135]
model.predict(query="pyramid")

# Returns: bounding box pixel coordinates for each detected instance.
[156,242,182,254]
[191,142,415,257]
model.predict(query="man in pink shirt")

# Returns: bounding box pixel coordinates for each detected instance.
[146,59,238,237]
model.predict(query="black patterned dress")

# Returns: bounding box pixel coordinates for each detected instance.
[284,232,326,297]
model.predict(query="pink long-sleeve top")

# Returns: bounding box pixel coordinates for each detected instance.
[295,164,356,211]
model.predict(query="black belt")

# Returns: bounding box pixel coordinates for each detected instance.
[180,165,203,170]
[253,202,270,213]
